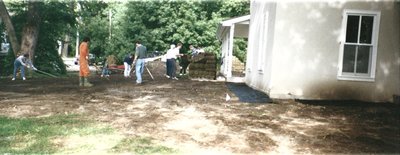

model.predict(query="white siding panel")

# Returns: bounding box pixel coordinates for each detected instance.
[246,1,276,93]
[247,1,400,102]
[268,2,400,102]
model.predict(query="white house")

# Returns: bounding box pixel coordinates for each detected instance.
[226,1,400,102]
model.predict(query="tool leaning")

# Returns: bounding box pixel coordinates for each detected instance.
[34,69,58,78]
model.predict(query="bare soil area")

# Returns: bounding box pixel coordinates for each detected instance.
[0,61,399,154]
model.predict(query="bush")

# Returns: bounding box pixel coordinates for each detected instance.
[0,51,16,77]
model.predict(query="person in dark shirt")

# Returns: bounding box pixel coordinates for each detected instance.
[133,41,147,84]
[179,54,190,76]
[123,54,133,78]
[189,44,198,57]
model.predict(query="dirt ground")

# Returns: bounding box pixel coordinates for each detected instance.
[0,61,399,154]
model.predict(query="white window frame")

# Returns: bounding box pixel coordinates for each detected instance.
[338,10,381,82]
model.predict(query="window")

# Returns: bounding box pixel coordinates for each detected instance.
[338,10,380,81]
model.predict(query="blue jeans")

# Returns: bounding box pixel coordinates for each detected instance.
[135,59,145,83]
[102,67,110,76]
[13,60,25,79]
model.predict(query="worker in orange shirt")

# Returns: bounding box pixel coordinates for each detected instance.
[79,37,93,87]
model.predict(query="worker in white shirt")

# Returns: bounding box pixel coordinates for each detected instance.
[165,43,182,80]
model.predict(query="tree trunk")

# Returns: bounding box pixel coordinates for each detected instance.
[20,2,40,63]
[0,0,20,56]
[61,35,70,58]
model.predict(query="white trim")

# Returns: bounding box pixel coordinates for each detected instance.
[337,75,375,82]
[337,9,381,82]
[221,32,230,77]
[227,24,235,78]
[221,15,251,26]
[217,15,250,40]
[217,15,250,78]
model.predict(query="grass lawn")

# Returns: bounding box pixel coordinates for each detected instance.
[0,115,176,154]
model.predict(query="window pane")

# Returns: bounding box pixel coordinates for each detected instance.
[346,15,360,43]
[356,46,371,74]
[360,16,374,44]
[343,45,356,73]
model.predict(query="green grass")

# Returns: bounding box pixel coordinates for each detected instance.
[0,114,113,154]
[0,114,177,154]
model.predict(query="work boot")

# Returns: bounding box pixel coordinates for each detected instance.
[79,77,84,87]
[83,77,93,87]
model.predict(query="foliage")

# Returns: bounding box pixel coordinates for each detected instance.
[0,1,76,75]
[233,38,247,63]
[35,1,76,75]
[0,20,14,76]
[0,0,249,75]
[91,0,249,64]
[0,23,3,41]
[0,51,15,76]
[77,1,109,58]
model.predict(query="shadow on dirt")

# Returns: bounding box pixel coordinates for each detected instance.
[297,99,399,107]
[226,82,272,103]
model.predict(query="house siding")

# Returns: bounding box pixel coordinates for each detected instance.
[246,1,400,102]
[246,1,276,94]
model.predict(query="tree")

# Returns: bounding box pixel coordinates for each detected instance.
[0,1,41,62]
[0,0,20,56]
[33,1,76,74]
[0,1,76,75]
[19,2,40,62]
